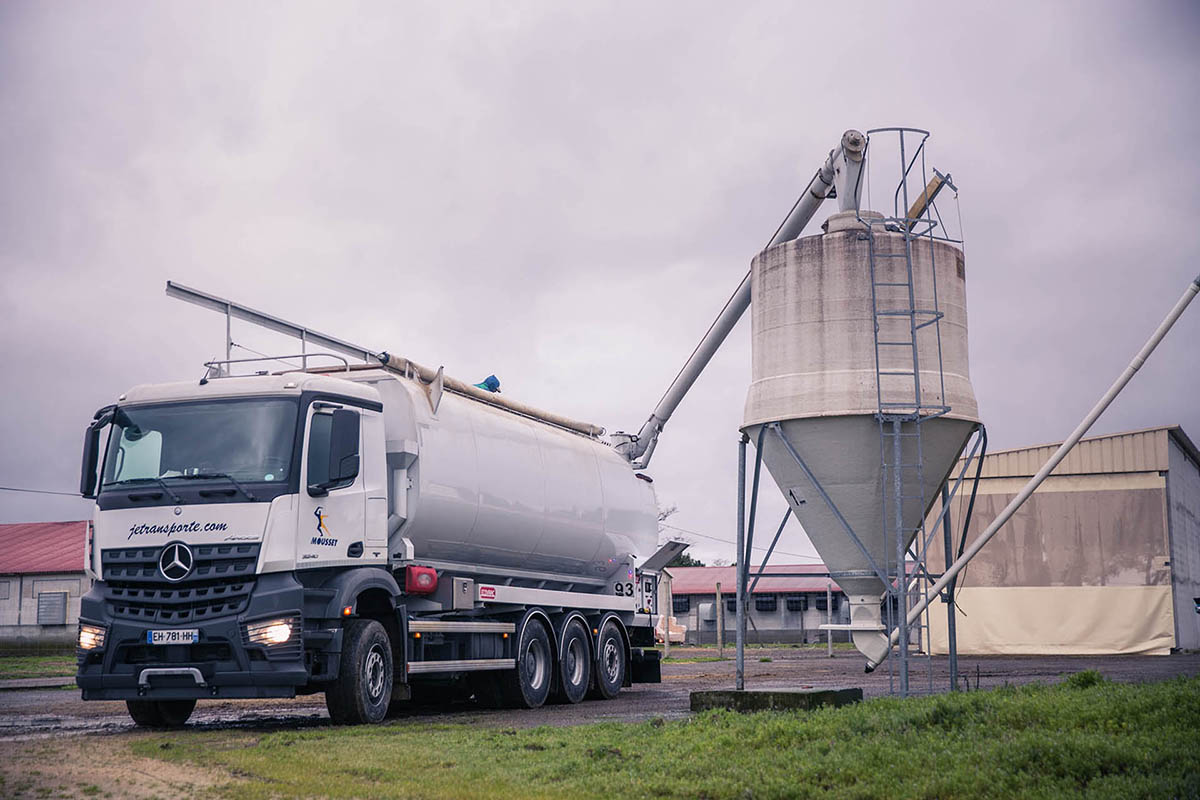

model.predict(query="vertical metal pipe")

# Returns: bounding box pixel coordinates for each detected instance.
[893,419,908,696]
[941,484,958,690]
[224,303,232,362]
[826,583,833,657]
[735,434,747,690]
[663,573,672,660]
[716,581,725,659]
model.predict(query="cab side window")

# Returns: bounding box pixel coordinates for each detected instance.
[307,413,333,487]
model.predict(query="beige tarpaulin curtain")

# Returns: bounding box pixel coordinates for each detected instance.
[926,474,1175,656]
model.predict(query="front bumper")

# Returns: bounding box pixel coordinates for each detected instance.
[77,572,312,701]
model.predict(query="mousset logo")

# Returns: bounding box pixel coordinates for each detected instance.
[312,507,337,547]
[159,542,194,582]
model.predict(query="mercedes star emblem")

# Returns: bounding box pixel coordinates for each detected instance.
[159,542,194,582]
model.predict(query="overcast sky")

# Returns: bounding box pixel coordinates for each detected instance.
[2,1,1198,565]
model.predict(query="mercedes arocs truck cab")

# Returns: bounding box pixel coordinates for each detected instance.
[77,361,673,726]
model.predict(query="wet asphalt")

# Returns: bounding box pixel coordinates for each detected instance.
[2,649,1197,741]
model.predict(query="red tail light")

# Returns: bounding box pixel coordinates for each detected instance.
[405,565,438,594]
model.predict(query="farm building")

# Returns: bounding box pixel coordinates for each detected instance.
[665,564,850,645]
[0,521,89,647]
[927,425,1200,656]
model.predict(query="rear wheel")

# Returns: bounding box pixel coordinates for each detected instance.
[325,619,393,725]
[556,619,592,704]
[591,620,626,700]
[501,616,552,708]
[126,699,196,728]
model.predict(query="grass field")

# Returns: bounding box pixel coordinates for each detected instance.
[0,655,76,680]
[129,672,1200,799]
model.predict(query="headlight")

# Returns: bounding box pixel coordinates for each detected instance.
[245,617,297,646]
[78,623,106,651]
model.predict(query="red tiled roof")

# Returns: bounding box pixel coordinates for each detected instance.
[0,521,87,575]
[666,564,841,595]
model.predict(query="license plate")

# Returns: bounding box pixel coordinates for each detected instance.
[147,629,199,645]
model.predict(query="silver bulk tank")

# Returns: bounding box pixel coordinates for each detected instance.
[354,371,660,581]
[741,209,980,663]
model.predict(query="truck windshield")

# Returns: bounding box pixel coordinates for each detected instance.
[101,398,298,487]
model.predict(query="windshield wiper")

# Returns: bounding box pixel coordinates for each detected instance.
[169,473,258,501]
[102,477,183,503]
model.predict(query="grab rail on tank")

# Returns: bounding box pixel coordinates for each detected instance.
[165,281,606,439]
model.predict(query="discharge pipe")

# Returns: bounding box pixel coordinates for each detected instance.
[616,130,866,468]
[865,271,1200,672]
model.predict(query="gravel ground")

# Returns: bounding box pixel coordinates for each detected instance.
[2,649,1197,741]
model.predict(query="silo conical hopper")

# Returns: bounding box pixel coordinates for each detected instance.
[742,210,980,664]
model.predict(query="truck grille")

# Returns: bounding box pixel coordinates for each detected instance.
[100,543,260,624]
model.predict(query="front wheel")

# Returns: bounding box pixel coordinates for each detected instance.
[126,699,196,728]
[325,619,393,725]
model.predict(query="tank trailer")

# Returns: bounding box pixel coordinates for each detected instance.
[75,132,868,726]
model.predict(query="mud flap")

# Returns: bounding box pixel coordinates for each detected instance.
[629,647,662,683]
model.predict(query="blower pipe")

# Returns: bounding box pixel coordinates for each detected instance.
[865,271,1200,671]
[617,130,867,468]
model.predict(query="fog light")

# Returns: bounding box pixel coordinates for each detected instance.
[78,623,105,651]
[245,617,296,646]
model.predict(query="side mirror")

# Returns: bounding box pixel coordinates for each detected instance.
[328,409,360,485]
[80,425,102,498]
[79,406,115,499]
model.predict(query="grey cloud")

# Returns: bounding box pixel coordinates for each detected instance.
[1,1,1197,564]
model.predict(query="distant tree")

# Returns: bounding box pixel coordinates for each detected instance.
[666,551,705,568]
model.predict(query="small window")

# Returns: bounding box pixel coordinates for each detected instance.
[785,594,806,612]
[815,595,828,612]
[37,592,67,626]
[725,597,737,613]
[830,594,839,611]
[754,595,777,613]
[672,596,690,614]
[307,413,333,487]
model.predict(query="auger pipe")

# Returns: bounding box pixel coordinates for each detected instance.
[622,130,866,468]
[865,271,1200,672]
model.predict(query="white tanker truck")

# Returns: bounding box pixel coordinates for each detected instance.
[75,132,870,726]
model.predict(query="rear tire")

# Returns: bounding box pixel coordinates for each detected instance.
[591,620,626,700]
[325,619,393,725]
[126,699,196,728]
[556,619,591,704]
[501,616,552,708]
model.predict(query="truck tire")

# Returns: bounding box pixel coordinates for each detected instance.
[325,619,393,725]
[501,616,552,708]
[591,620,625,700]
[125,699,196,728]
[556,618,592,704]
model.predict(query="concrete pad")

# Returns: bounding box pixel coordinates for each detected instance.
[690,686,862,713]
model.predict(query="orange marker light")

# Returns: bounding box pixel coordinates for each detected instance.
[342,606,353,617]
[413,632,421,639]
[593,628,599,635]
[502,632,509,639]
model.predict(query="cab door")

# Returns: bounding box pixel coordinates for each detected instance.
[296,403,366,567]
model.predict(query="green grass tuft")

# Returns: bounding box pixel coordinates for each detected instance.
[0,655,76,680]
[132,676,1200,799]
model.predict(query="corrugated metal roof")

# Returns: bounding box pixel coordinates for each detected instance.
[666,564,841,595]
[966,425,1198,479]
[0,521,87,575]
